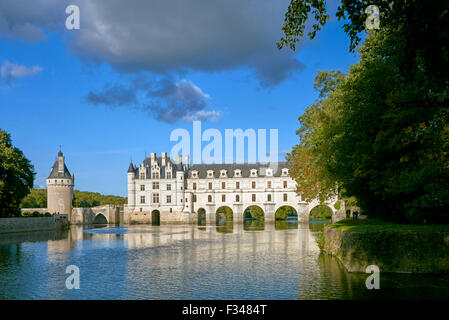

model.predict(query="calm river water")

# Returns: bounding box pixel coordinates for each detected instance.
[1,222,448,300]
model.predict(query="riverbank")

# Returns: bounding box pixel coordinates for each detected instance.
[321,218,449,273]
[0,215,69,234]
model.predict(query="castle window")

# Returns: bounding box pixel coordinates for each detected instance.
[193,182,197,190]
[208,182,212,189]
[267,181,272,188]
[153,182,159,189]
[250,169,257,177]
[152,193,159,203]
[166,195,172,203]
[283,181,287,188]
[282,168,289,176]
[140,208,142,212]
[266,169,273,176]
[166,172,172,179]
[222,182,226,189]
[220,170,227,177]
[140,173,145,179]
[252,194,256,202]
[167,184,171,191]
[236,181,240,189]
[222,195,226,202]
[170,208,172,213]
[152,172,159,179]
[236,195,240,202]
[234,169,241,177]
[207,170,214,178]
[140,196,145,204]
[283,193,288,201]
[252,181,256,189]
[208,195,212,202]
[193,195,197,202]
[140,185,145,191]
[267,194,272,202]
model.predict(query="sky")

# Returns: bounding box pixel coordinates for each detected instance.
[0,0,359,197]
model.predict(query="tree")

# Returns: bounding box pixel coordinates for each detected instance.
[281,1,449,224]
[0,129,35,217]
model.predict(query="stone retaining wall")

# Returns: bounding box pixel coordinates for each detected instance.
[0,215,69,234]
[323,226,449,273]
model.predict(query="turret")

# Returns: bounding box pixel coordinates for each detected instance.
[46,150,74,217]
[127,160,136,206]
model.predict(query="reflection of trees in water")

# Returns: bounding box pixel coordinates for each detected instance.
[308,222,327,233]
[243,219,264,231]
[275,220,298,230]
[216,221,233,233]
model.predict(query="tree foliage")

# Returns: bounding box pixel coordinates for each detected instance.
[287,30,449,224]
[282,1,449,224]
[0,129,35,217]
[20,188,127,209]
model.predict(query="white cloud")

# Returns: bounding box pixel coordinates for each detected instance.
[1,60,43,82]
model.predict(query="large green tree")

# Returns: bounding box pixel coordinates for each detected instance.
[282,1,449,224]
[0,129,35,217]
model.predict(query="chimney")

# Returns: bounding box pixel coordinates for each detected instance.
[151,152,156,165]
[184,154,190,169]
[162,152,167,166]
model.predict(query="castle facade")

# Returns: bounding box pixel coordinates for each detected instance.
[124,152,328,224]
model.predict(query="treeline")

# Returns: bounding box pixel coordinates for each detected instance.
[21,189,127,208]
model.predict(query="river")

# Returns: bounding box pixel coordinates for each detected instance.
[1,222,448,300]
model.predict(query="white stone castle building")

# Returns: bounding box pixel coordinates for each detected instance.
[124,152,339,224]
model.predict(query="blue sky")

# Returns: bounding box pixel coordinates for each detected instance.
[0,0,359,196]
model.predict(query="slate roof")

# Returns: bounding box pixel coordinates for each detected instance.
[188,162,288,178]
[48,160,72,179]
[130,156,184,179]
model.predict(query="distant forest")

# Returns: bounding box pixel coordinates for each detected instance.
[21,189,127,208]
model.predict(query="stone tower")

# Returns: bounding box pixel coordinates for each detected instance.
[46,150,74,217]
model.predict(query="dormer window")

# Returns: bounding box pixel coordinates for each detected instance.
[220,170,227,177]
[266,169,273,176]
[207,170,214,178]
[166,171,172,179]
[234,169,241,177]
[191,171,198,178]
[250,169,257,177]
[152,172,159,179]
[281,168,289,176]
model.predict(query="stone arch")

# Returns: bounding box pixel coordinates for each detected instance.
[274,205,298,229]
[275,205,298,220]
[197,207,206,225]
[243,205,265,231]
[93,213,108,224]
[216,206,233,222]
[151,210,160,226]
[308,204,333,221]
[243,205,264,221]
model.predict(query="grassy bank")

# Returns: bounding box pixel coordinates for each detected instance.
[320,218,449,273]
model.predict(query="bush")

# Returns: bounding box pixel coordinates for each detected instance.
[32,211,42,217]
[44,212,52,217]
